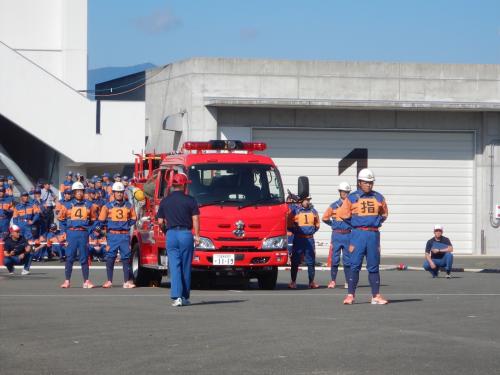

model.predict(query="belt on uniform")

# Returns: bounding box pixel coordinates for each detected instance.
[168,226,190,231]
[333,230,351,234]
[296,234,313,239]
[68,228,87,231]
[109,230,129,234]
[356,227,379,232]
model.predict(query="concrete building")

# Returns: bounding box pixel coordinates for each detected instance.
[145,58,500,256]
[0,0,144,192]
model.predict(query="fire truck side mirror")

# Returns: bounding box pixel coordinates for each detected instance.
[297,176,309,199]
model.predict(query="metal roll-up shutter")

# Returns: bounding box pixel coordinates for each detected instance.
[253,128,474,255]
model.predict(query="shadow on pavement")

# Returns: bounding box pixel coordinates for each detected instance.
[387,298,423,304]
[189,299,248,306]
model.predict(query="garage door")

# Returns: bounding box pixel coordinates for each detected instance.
[252,128,475,255]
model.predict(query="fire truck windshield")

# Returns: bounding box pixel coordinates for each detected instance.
[187,163,284,207]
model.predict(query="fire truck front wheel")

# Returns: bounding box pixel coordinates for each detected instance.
[257,267,278,290]
[132,243,162,287]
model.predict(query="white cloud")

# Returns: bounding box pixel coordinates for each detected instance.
[240,27,259,41]
[133,7,181,34]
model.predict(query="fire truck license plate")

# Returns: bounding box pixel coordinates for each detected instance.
[213,254,235,266]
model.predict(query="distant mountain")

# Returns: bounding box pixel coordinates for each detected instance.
[87,63,156,92]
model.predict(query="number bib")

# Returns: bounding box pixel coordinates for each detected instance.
[296,212,315,226]
[70,206,89,220]
[356,198,380,217]
[109,207,128,221]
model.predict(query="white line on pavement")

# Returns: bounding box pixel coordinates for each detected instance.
[1,293,500,297]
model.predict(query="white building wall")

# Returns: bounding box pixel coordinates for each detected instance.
[0,0,87,90]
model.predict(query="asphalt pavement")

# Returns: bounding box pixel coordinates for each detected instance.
[1,268,500,375]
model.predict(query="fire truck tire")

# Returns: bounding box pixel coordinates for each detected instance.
[132,243,162,287]
[257,267,278,290]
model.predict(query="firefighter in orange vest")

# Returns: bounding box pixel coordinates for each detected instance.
[322,182,352,289]
[0,186,14,237]
[13,192,41,240]
[59,172,73,199]
[98,182,137,288]
[337,169,389,305]
[288,194,321,289]
[58,182,97,289]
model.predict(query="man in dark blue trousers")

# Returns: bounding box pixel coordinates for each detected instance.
[423,224,454,278]
[157,173,200,307]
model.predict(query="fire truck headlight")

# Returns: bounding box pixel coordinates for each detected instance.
[262,236,287,250]
[196,237,215,250]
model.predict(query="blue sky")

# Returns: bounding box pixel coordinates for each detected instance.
[88,0,500,69]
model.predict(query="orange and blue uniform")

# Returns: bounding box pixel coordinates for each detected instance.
[88,230,107,261]
[13,200,41,240]
[337,189,388,296]
[289,205,320,283]
[0,193,14,236]
[55,197,72,233]
[322,199,352,283]
[46,230,67,260]
[98,200,137,283]
[59,180,73,197]
[58,198,97,282]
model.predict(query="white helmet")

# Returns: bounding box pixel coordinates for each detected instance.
[71,182,85,191]
[358,168,375,182]
[112,182,125,192]
[338,181,351,192]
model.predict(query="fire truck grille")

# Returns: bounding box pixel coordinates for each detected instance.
[216,237,260,241]
[219,246,258,251]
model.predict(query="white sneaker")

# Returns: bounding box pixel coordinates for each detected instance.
[182,298,191,306]
[446,273,452,279]
[21,269,30,275]
[171,297,183,307]
[344,282,349,289]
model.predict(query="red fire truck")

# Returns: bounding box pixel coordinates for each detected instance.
[131,140,302,289]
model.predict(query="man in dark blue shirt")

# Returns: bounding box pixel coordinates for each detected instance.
[423,224,454,278]
[3,225,33,275]
[157,173,200,307]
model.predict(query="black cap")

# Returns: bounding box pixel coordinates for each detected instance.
[21,192,29,196]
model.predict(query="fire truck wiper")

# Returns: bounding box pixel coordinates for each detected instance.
[238,197,279,209]
[198,200,243,207]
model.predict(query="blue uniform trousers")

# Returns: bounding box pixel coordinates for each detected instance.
[105,233,132,283]
[348,229,381,296]
[89,244,106,260]
[330,232,351,282]
[4,253,33,273]
[287,233,294,258]
[167,229,194,300]
[423,253,453,277]
[18,223,33,240]
[65,230,90,281]
[291,236,315,283]
[51,244,65,259]
[0,218,10,237]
